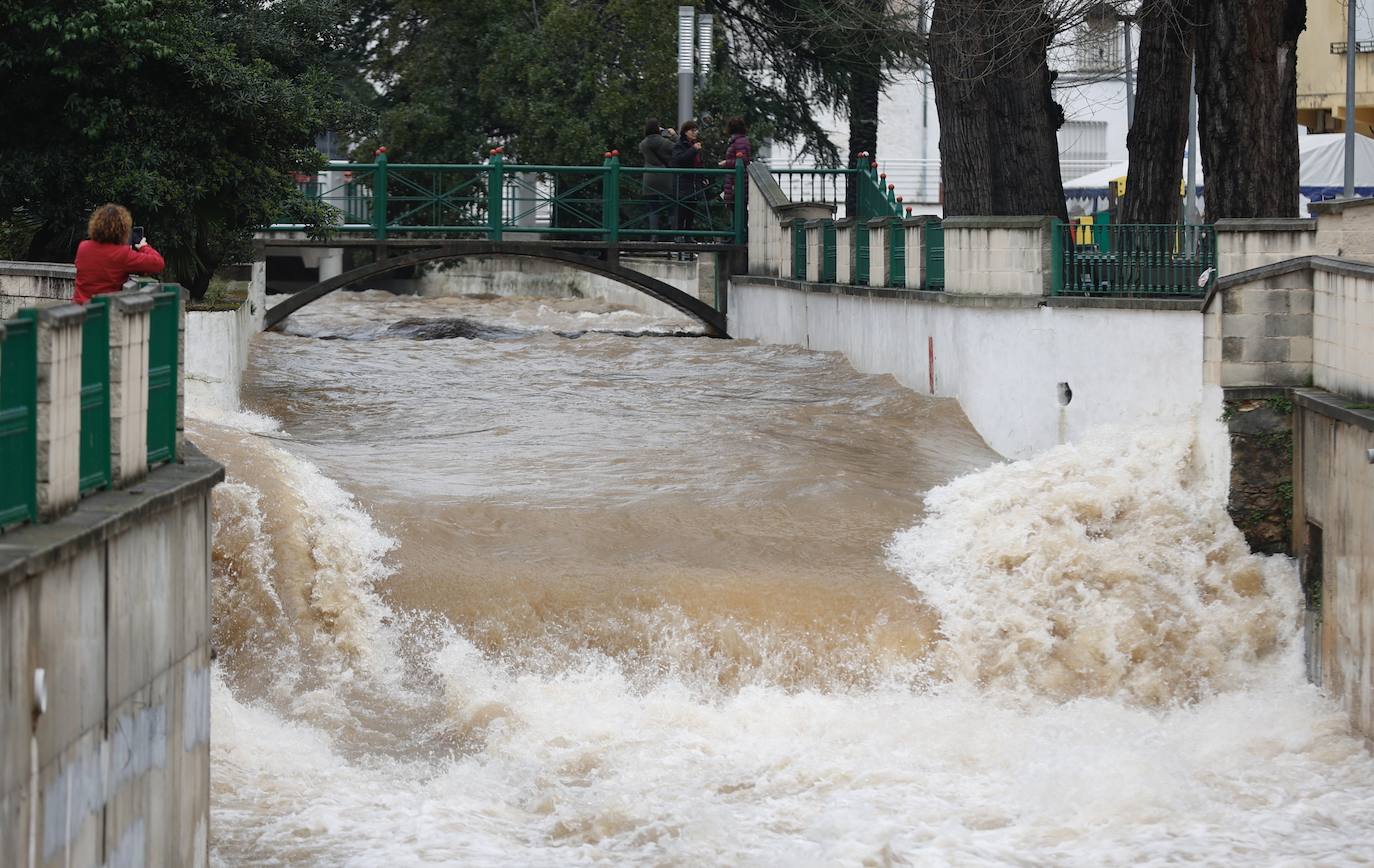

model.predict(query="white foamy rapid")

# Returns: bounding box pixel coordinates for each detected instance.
[887,426,1300,705]
[192,318,1374,866]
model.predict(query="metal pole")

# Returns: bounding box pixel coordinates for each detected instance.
[1346,0,1358,197]
[677,6,695,127]
[1186,62,1199,223]
[1123,17,1135,127]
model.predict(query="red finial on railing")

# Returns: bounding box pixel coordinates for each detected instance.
[490,147,504,156]
[611,149,620,157]
[880,173,887,181]
[603,151,612,158]
[374,146,387,155]
[905,206,913,216]
[896,195,903,203]
[870,162,879,170]
[888,183,896,191]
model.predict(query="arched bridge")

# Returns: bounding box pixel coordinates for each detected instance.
[266,152,748,336]
[263,240,731,337]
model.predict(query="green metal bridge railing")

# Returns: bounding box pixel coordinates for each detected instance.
[273,150,749,245]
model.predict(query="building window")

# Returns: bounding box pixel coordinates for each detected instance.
[1075,18,1122,71]
[1059,121,1110,181]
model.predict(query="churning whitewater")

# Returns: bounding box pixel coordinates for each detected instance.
[199,290,1374,866]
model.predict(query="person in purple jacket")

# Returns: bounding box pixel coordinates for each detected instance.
[719,116,752,209]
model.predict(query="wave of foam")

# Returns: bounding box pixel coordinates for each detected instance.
[887,426,1301,705]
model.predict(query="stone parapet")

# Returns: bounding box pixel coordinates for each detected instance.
[902,216,938,290]
[33,304,86,519]
[835,219,856,286]
[942,215,1053,296]
[0,261,76,318]
[109,292,154,487]
[868,218,892,288]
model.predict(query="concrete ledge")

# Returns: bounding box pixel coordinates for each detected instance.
[738,276,1204,312]
[748,163,789,211]
[736,275,1043,308]
[1213,218,1317,232]
[942,215,1054,230]
[0,444,224,589]
[1207,254,1374,311]
[1306,197,1374,216]
[1046,296,1203,311]
[0,262,77,279]
[113,292,157,314]
[1294,387,1374,433]
[34,303,86,326]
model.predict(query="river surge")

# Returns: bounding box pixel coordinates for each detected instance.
[198,289,1374,865]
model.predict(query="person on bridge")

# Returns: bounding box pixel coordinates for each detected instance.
[672,120,707,248]
[74,203,165,304]
[719,116,753,209]
[639,119,676,237]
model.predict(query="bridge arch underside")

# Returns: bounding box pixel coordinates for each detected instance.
[263,242,728,337]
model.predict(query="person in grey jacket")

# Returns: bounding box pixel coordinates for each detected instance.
[639,118,676,236]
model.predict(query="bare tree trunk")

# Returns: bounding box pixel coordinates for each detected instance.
[1122,0,1195,224]
[929,0,1067,218]
[845,61,881,214]
[1195,0,1305,220]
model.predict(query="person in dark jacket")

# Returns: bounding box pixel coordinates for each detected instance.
[719,116,753,207]
[74,203,165,304]
[671,120,706,243]
[638,118,676,236]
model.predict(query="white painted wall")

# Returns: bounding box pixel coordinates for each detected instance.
[730,283,1218,469]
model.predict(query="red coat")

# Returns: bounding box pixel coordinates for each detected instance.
[74,240,165,304]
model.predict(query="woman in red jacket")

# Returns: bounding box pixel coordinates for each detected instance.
[74,204,165,304]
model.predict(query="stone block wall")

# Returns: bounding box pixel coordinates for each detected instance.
[1313,267,1374,400]
[835,220,854,286]
[0,263,75,318]
[1311,197,1374,264]
[942,216,1053,296]
[1205,266,1315,388]
[1214,219,1317,276]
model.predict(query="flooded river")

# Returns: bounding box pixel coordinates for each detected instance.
[196,289,1374,865]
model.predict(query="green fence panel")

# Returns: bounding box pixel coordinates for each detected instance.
[924,222,944,290]
[1057,222,1215,297]
[792,222,807,280]
[0,312,38,528]
[888,221,906,288]
[146,286,179,466]
[855,223,870,286]
[79,297,111,494]
[821,221,837,283]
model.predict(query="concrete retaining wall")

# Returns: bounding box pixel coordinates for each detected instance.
[729,279,1214,468]
[1294,393,1374,745]
[0,450,222,868]
[415,254,708,316]
[184,265,265,414]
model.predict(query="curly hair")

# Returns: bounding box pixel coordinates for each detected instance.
[87,204,132,245]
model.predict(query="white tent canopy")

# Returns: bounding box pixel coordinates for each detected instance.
[1063,132,1374,217]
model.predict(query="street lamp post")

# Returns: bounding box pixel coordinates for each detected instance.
[1346,0,1358,197]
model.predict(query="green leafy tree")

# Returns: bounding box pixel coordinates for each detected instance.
[0,0,367,296]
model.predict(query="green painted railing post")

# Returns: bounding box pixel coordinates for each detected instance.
[604,153,621,245]
[79,297,111,494]
[733,159,747,244]
[146,285,179,466]
[1050,219,1065,296]
[0,311,38,528]
[487,150,505,241]
[372,149,389,241]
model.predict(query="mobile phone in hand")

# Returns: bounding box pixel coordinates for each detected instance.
[130,226,144,248]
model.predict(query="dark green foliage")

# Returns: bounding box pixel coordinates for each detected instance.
[0,0,366,296]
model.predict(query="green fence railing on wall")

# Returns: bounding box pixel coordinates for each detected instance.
[1055,221,1216,297]
[79,297,111,494]
[0,312,38,528]
[924,222,945,291]
[792,221,807,280]
[854,223,870,286]
[888,221,906,288]
[146,285,179,467]
[821,221,837,283]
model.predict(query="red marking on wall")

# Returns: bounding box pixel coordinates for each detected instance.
[928,336,935,395]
